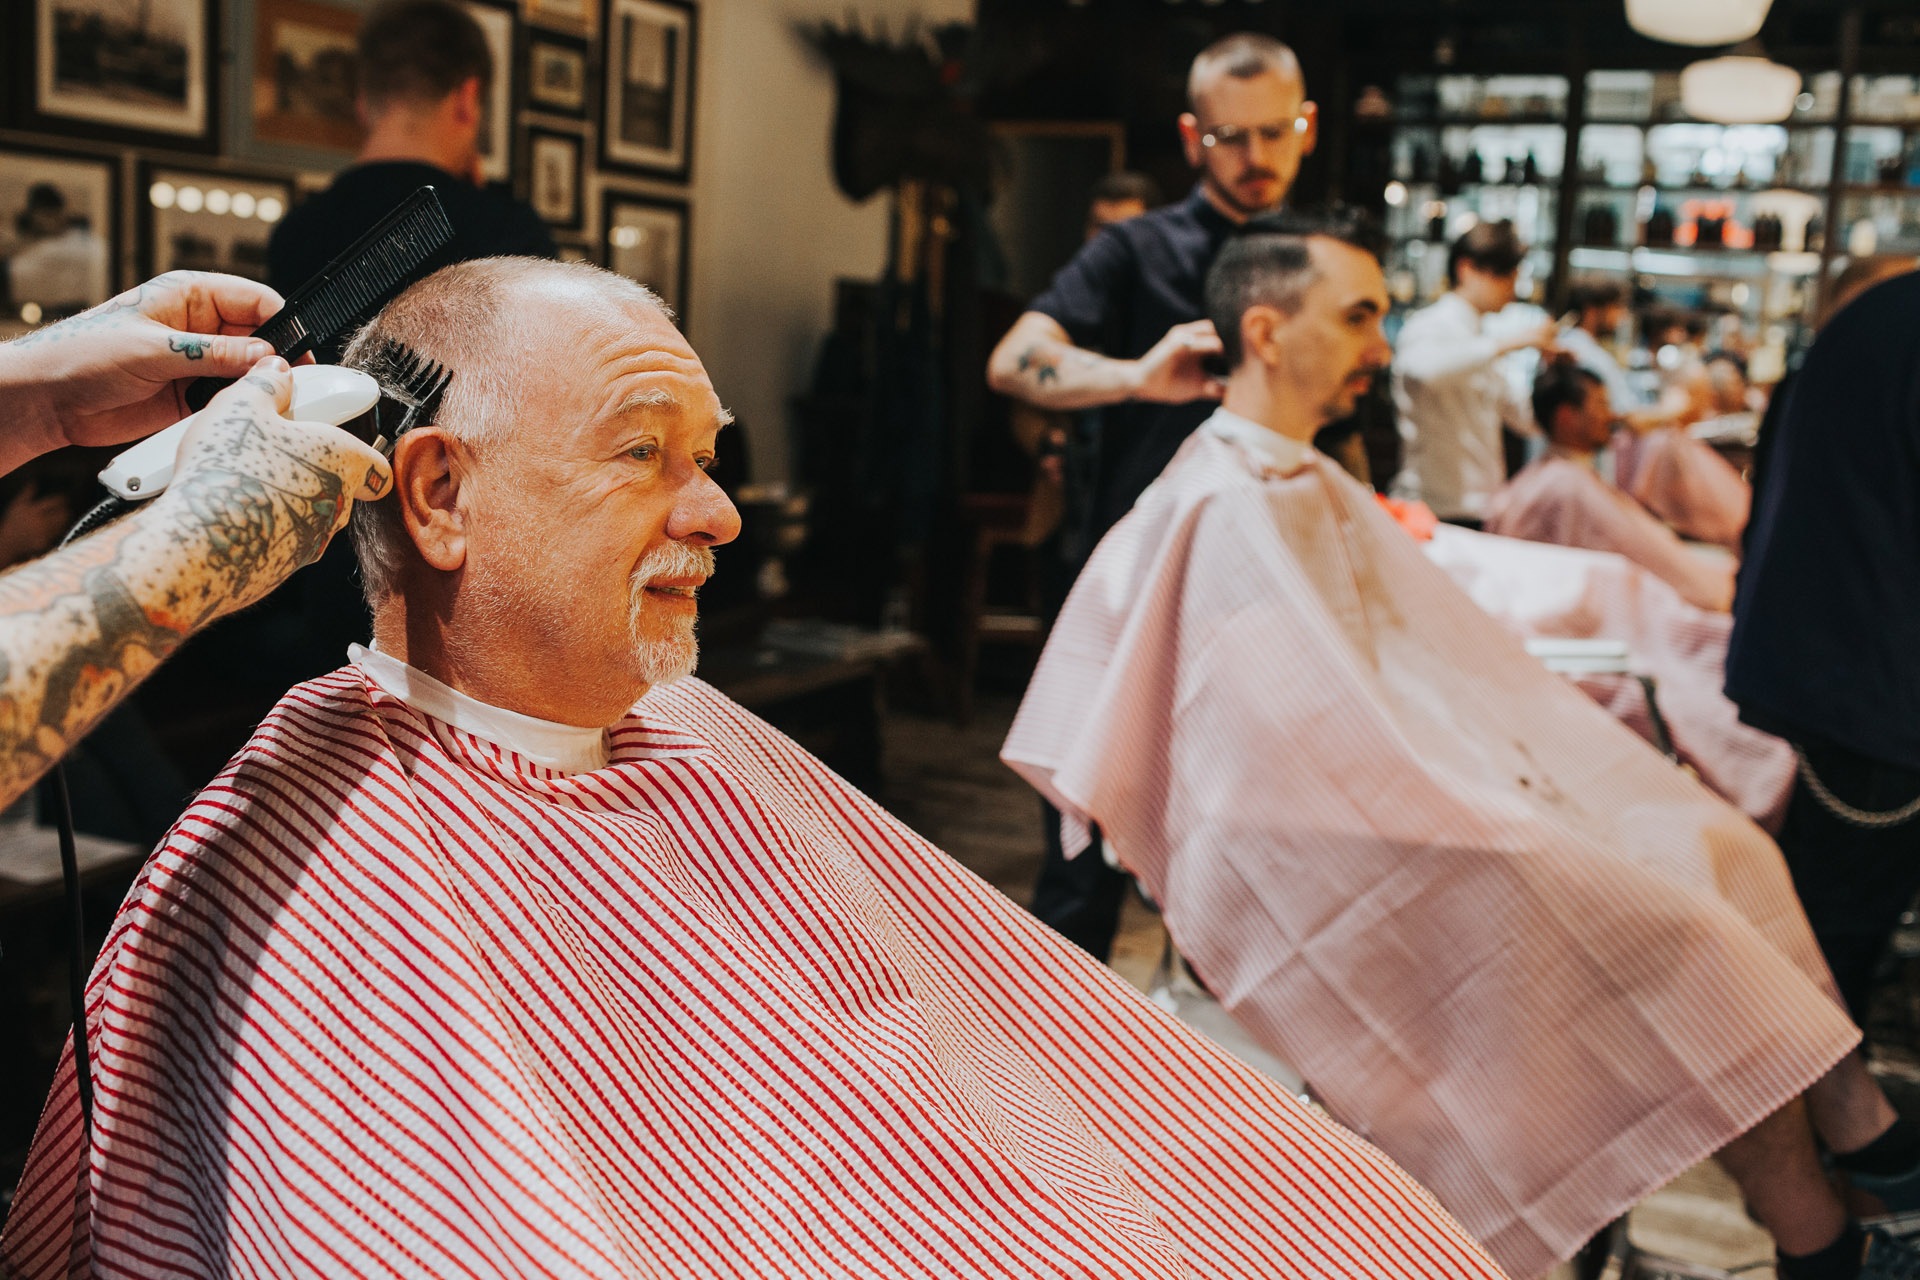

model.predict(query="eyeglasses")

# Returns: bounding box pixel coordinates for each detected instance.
[1199,117,1310,150]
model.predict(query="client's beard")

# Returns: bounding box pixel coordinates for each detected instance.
[628,541,716,685]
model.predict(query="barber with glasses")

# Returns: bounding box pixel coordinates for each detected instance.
[987,32,1316,962]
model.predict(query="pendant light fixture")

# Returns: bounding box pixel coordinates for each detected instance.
[1625,0,1773,46]
[1680,43,1801,123]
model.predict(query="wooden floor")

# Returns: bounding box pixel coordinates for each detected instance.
[878,694,1920,1280]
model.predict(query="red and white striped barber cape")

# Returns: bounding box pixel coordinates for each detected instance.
[0,665,1505,1280]
[1422,525,1794,829]
[1002,410,1859,1280]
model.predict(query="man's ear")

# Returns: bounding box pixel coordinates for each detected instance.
[452,76,484,125]
[1299,101,1320,157]
[395,428,467,573]
[1177,112,1205,168]
[1241,303,1288,366]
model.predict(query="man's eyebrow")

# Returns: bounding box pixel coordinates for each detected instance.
[615,387,676,415]
[613,388,736,428]
[1347,297,1384,315]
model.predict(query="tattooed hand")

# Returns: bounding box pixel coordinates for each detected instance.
[0,271,287,475]
[157,355,394,616]
[0,355,391,806]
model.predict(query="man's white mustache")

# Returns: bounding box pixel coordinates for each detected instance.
[631,541,716,596]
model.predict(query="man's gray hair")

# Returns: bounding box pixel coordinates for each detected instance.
[339,256,666,606]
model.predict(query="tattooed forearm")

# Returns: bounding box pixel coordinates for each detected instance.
[0,428,356,807]
[1016,346,1061,386]
[988,314,1150,411]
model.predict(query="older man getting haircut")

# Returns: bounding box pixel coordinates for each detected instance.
[2,258,1506,1280]
[1005,210,1920,1280]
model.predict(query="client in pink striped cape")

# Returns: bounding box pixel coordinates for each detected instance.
[1002,210,1920,1280]
[2,257,1505,1280]
[1480,364,1736,613]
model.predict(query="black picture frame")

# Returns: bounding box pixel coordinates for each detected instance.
[600,188,689,324]
[462,0,522,185]
[524,127,584,230]
[136,162,295,284]
[526,30,590,120]
[599,0,696,182]
[0,143,122,325]
[15,0,221,152]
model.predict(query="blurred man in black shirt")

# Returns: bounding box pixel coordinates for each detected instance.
[269,0,554,326]
[1729,270,1920,1034]
[146,0,556,791]
[986,33,1315,960]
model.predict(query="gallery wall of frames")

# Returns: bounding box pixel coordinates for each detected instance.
[1,0,696,335]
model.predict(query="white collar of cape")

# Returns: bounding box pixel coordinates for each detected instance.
[1201,405,1316,477]
[349,642,611,774]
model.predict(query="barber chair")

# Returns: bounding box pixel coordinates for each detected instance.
[1524,639,1677,761]
[955,493,1045,725]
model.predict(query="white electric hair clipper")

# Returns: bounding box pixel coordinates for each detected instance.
[98,365,381,501]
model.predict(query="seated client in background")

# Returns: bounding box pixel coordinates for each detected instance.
[1484,362,1735,612]
[1005,210,1920,1280]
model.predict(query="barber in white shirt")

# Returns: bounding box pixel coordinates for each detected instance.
[1389,221,1558,525]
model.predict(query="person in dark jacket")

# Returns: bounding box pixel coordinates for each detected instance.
[1728,269,1920,1052]
[141,0,558,793]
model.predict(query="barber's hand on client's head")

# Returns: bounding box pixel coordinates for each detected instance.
[4,271,291,469]
[156,355,393,617]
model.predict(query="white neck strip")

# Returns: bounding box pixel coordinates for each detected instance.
[350,644,610,774]
[1203,406,1316,477]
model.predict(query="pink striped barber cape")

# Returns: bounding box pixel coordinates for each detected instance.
[1423,525,1795,829]
[1482,453,1734,613]
[1002,409,1859,1280]
[1,665,1505,1280]
[1612,427,1749,553]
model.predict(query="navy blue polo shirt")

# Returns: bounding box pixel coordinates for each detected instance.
[1726,271,1920,767]
[1029,184,1238,541]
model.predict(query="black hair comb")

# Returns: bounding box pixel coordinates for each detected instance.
[182,186,454,412]
[367,338,453,458]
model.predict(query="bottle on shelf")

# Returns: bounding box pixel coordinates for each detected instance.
[1582,203,1620,247]
[1462,149,1484,184]
[1644,205,1676,247]
[1522,151,1541,186]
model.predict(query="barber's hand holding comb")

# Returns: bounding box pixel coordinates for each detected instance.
[1,271,296,476]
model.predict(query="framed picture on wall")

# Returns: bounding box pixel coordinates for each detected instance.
[525,128,583,229]
[601,190,688,323]
[20,0,219,150]
[251,0,365,155]
[0,146,119,326]
[526,32,589,118]
[463,0,519,184]
[600,0,695,181]
[521,0,592,38]
[140,164,294,283]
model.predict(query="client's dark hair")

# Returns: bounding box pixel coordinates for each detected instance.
[1204,205,1383,369]
[1531,361,1602,438]
[1566,277,1627,315]
[1446,220,1526,287]
[358,0,493,113]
